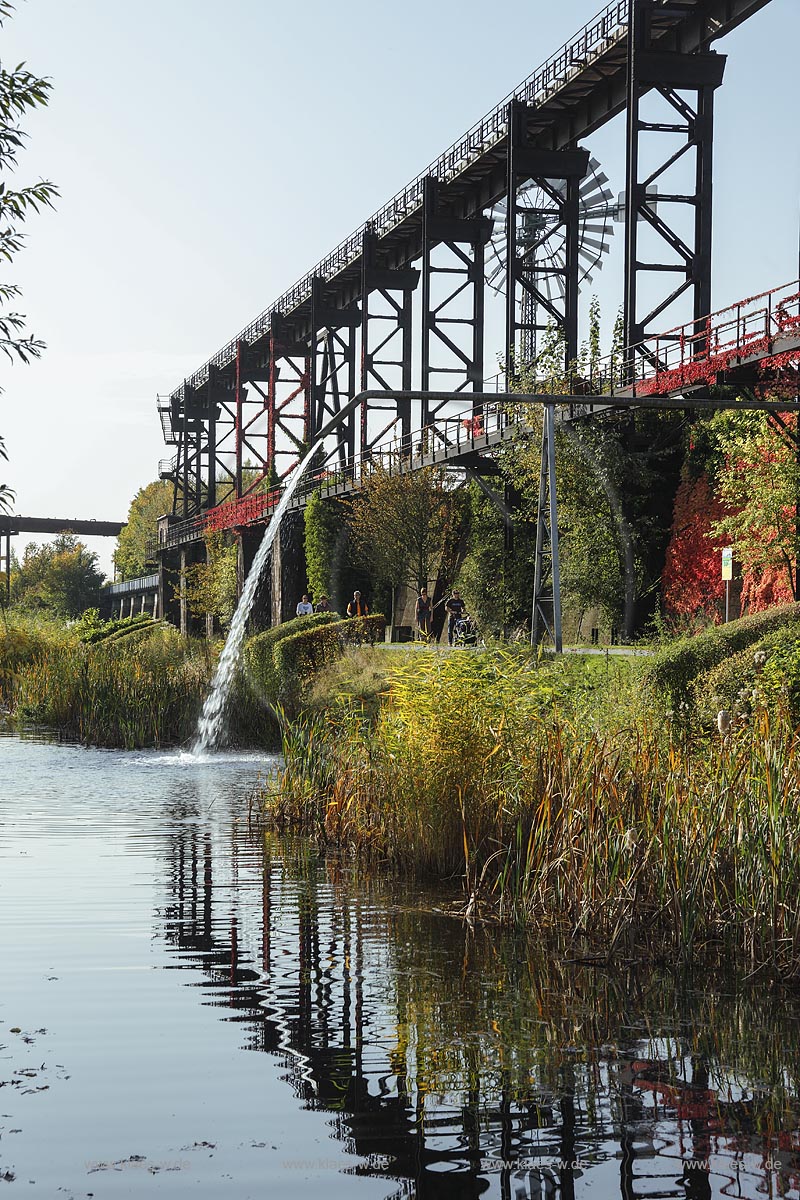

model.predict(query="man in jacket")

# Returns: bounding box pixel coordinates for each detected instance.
[347,590,369,617]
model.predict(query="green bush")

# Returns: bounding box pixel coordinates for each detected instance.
[273,614,386,713]
[698,627,793,722]
[645,603,800,708]
[760,630,800,720]
[243,611,340,705]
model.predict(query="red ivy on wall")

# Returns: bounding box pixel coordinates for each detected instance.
[662,473,726,620]
[663,473,795,619]
[740,565,794,611]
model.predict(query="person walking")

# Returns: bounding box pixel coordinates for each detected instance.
[444,589,466,646]
[415,587,432,640]
[314,594,331,613]
[296,594,313,616]
[347,590,369,617]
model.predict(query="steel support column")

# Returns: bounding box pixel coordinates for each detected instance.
[234,342,245,498]
[624,0,726,369]
[505,101,589,377]
[268,313,312,480]
[421,176,492,432]
[310,277,360,470]
[360,230,419,457]
[205,366,219,511]
[531,404,562,653]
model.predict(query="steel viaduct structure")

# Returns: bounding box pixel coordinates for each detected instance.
[151,0,800,642]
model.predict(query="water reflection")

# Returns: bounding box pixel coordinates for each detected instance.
[157,816,800,1200]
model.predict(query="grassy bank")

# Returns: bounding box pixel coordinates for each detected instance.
[0,609,386,749]
[265,626,800,977]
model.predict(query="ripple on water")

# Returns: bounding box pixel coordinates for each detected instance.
[1,734,800,1199]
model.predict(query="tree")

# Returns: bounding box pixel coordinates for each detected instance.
[183,530,238,630]
[0,3,58,511]
[114,479,172,580]
[11,532,104,616]
[710,409,799,600]
[495,306,682,638]
[348,463,454,621]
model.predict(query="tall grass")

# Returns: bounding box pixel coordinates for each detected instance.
[15,626,214,748]
[266,647,800,975]
[2,612,277,749]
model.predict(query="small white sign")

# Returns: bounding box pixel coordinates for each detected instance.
[721,547,733,581]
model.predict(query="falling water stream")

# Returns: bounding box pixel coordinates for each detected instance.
[192,448,315,755]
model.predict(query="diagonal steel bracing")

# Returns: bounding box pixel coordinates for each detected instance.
[623,0,726,370]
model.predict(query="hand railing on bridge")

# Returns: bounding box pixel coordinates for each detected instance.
[155,277,800,547]
[589,279,800,398]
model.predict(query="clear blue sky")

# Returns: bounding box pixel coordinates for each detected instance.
[1,0,797,575]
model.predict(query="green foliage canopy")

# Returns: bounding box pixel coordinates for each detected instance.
[710,410,800,600]
[184,530,239,630]
[113,479,172,581]
[11,532,105,616]
[303,490,342,601]
[348,462,452,590]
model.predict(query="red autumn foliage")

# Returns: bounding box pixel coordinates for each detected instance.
[662,474,726,621]
[663,473,796,620]
[740,565,794,612]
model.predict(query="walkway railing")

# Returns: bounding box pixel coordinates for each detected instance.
[591,280,800,397]
[101,574,159,597]
[157,278,800,546]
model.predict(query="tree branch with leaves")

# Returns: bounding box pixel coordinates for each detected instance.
[0,1,58,512]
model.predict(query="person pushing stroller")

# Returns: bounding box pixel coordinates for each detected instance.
[444,590,467,646]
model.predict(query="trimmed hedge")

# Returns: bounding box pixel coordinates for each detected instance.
[80,612,155,644]
[243,611,340,704]
[646,603,800,708]
[273,614,386,712]
[700,628,800,720]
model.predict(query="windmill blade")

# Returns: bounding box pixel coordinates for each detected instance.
[581,221,615,235]
[580,236,612,254]
[486,261,506,289]
[580,172,609,198]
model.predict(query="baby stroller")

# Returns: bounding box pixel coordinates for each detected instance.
[453,612,479,647]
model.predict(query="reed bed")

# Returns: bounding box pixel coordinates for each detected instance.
[15,627,214,748]
[266,648,800,975]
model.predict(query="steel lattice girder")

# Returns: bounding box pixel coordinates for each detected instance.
[360,229,418,457]
[623,0,727,364]
[160,0,772,513]
[421,176,492,426]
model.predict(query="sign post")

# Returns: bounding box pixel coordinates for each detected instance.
[721,547,733,623]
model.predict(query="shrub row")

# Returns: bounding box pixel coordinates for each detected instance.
[646,603,800,707]
[273,614,386,712]
[243,611,340,704]
[699,624,800,723]
[74,610,155,643]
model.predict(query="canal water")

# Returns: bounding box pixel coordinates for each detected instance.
[1,733,799,1199]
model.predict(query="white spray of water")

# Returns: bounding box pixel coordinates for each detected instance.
[192,449,315,755]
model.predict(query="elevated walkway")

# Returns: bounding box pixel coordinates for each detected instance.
[159,278,800,547]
